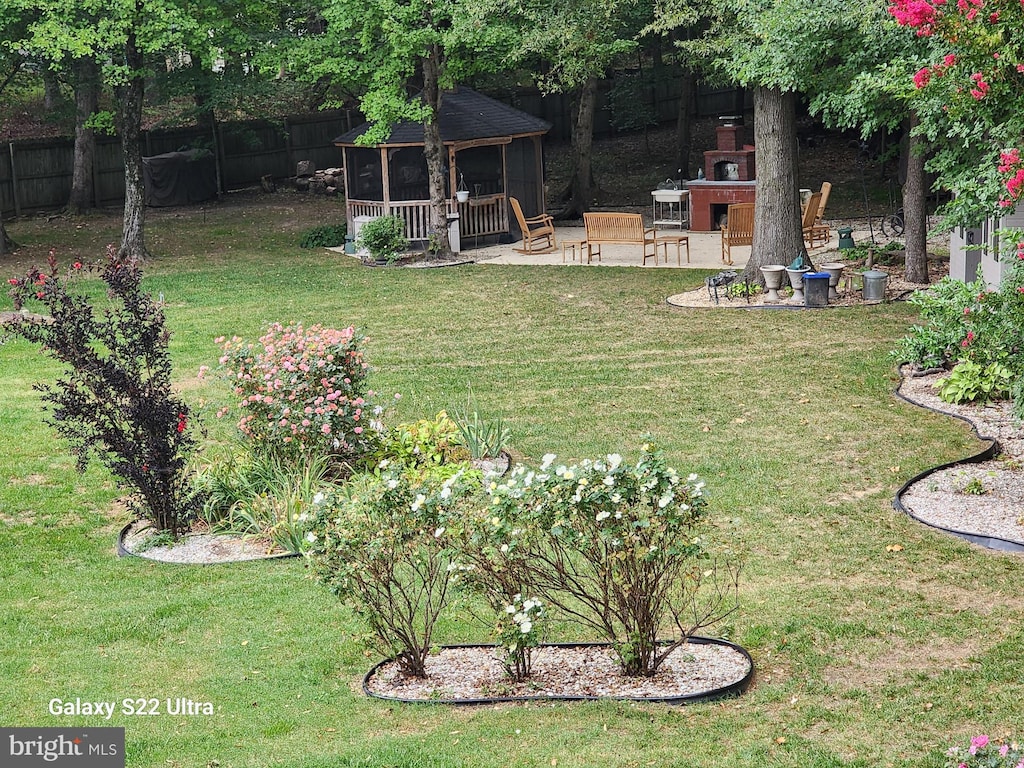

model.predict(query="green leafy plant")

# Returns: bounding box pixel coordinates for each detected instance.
[959,477,987,496]
[374,412,468,469]
[936,360,1012,404]
[3,247,202,537]
[305,465,480,678]
[486,441,739,677]
[299,223,347,249]
[356,215,407,263]
[724,281,762,300]
[945,735,1023,768]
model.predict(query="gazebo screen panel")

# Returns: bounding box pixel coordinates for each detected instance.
[455,145,504,197]
[388,147,437,201]
[347,147,383,200]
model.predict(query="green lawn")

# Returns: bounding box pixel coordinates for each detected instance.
[1,196,1020,768]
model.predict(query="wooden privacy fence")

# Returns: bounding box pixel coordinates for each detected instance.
[0,83,744,217]
[0,110,359,217]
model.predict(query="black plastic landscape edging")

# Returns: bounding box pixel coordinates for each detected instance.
[361,637,754,706]
[891,374,1024,554]
[116,523,300,563]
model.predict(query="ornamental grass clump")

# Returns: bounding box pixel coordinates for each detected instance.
[305,465,479,678]
[216,323,383,468]
[3,247,202,537]
[486,442,739,678]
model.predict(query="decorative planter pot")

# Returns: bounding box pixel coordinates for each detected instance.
[819,262,845,300]
[456,190,470,203]
[760,264,787,303]
[785,267,811,303]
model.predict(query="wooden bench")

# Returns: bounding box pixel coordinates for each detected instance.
[583,212,657,264]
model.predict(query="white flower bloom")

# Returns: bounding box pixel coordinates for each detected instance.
[659,492,673,508]
[595,510,611,522]
[439,485,452,500]
[500,544,509,553]
[305,532,317,543]
[312,492,325,506]
[297,512,310,523]
[434,527,445,538]
[540,453,556,470]
[514,612,525,624]
[607,453,623,470]
[611,493,622,504]
[520,620,532,634]
[411,494,426,512]
[387,478,400,489]
[603,475,615,487]
[506,605,516,614]
[687,473,699,482]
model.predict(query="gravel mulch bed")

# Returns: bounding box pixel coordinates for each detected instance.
[119,520,291,563]
[896,367,1024,548]
[364,641,752,703]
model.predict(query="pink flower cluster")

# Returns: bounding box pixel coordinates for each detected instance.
[998,148,1024,206]
[216,323,383,458]
[889,0,941,33]
[969,71,990,98]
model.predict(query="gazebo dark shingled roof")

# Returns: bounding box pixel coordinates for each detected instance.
[333,87,551,145]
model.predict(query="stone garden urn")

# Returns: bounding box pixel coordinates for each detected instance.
[760,264,787,303]
[785,267,811,303]
[820,262,845,300]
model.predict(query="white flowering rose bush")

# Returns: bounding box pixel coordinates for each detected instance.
[486,442,739,678]
[495,594,545,681]
[304,463,479,678]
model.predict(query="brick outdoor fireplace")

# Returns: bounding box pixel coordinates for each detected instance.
[686,121,757,231]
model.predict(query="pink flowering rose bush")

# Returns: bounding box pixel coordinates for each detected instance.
[946,735,1024,768]
[216,322,384,466]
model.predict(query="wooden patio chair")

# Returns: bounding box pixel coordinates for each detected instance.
[509,197,556,254]
[720,203,754,265]
[802,191,830,250]
[816,181,832,225]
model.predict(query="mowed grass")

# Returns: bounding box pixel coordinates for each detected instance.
[1,194,1022,768]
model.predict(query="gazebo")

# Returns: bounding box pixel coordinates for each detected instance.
[333,87,551,247]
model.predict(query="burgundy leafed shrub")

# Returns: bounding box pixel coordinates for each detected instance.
[4,246,201,537]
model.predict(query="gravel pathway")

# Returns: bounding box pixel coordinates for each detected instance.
[896,367,1024,549]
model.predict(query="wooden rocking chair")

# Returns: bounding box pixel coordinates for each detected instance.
[802,191,830,250]
[510,197,556,254]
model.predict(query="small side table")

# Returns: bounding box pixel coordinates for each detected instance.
[562,239,588,264]
[655,234,690,265]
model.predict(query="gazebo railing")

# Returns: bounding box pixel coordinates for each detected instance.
[348,195,508,242]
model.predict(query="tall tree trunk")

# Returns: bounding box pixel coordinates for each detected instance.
[559,77,598,219]
[674,70,696,179]
[0,218,14,255]
[43,67,62,110]
[115,30,148,261]
[421,43,451,259]
[903,111,929,284]
[69,57,99,214]
[746,86,803,282]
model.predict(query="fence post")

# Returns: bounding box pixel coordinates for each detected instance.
[9,143,21,217]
